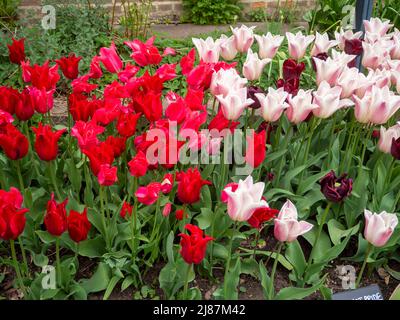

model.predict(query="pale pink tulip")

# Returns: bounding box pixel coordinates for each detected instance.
[313,81,353,119]
[210,68,247,97]
[336,67,367,99]
[352,85,400,124]
[364,18,393,37]
[392,70,400,94]
[286,31,315,60]
[311,32,339,56]
[286,89,318,124]
[331,49,357,67]
[364,209,398,247]
[334,29,363,51]
[255,87,288,122]
[216,87,254,120]
[254,33,284,59]
[362,41,391,70]
[231,25,256,53]
[223,176,268,222]
[192,37,221,63]
[390,31,400,60]
[242,49,271,81]
[274,200,313,243]
[366,68,391,88]
[313,57,343,86]
[219,34,238,61]
[378,122,400,153]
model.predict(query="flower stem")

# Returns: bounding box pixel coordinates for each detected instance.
[49,161,62,201]
[15,160,25,192]
[18,238,29,277]
[183,263,192,300]
[355,243,373,289]
[55,237,61,288]
[252,232,260,260]
[223,221,237,298]
[307,202,332,266]
[99,186,110,250]
[10,239,27,298]
[268,242,284,299]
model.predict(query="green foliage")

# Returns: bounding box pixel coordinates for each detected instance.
[182,0,242,25]
[247,9,268,23]
[374,0,400,30]
[304,0,355,34]
[0,0,20,30]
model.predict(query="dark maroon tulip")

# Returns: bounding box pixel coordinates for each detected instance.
[247,86,264,109]
[344,39,363,56]
[283,59,305,81]
[320,171,353,203]
[277,77,300,96]
[391,137,400,160]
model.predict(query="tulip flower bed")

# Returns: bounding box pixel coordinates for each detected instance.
[1,17,400,300]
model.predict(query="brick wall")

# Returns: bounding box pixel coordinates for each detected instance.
[18,0,316,22]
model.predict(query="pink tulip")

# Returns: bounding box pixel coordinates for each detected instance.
[352,85,400,124]
[242,49,271,81]
[219,34,238,61]
[311,32,339,56]
[313,57,343,86]
[362,41,391,70]
[378,122,400,153]
[364,209,398,247]
[255,87,288,122]
[392,70,400,94]
[274,200,313,243]
[313,81,353,119]
[286,89,318,124]
[286,31,315,60]
[98,164,118,186]
[364,18,393,37]
[390,32,400,60]
[98,42,123,73]
[206,136,223,156]
[210,68,247,97]
[216,87,254,120]
[162,203,172,217]
[231,25,255,53]
[254,33,284,59]
[336,67,367,99]
[223,176,268,222]
[334,29,363,51]
[192,37,221,63]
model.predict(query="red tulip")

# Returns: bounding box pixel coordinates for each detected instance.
[187,62,214,91]
[179,224,213,265]
[56,53,82,80]
[68,93,99,122]
[44,193,68,236]
[97,164,118,186]
[28,86,55,114]
[0,86,20,115]
[23,61,60,90]
[88,56,103,79]
[118,64,140,83]
[247,206,279,229]
[116,112,141,137]
[176,168,212,204]
[104,136,126,158]
[180,48,196,76]
[67,208,91,243]
[98,42,123,73]
[32,123,66,161]
[135,182,161,205]
[124,37,162,67]
[120,202,133,219]
[128,151,148,177]
[245,130,267,168]
[208,108,240,134]
[71,75,98,94]
[136,91,163,122]
[175,209,186,221]
[156,63,177,81]
[71,120,105,150]
[83,143,115,176]
[0,110,13,127]
[7,38,26,65]
[0,187,29,241]
[0,124,29,160]
[160,173,174,194]
[16,88,35,121]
